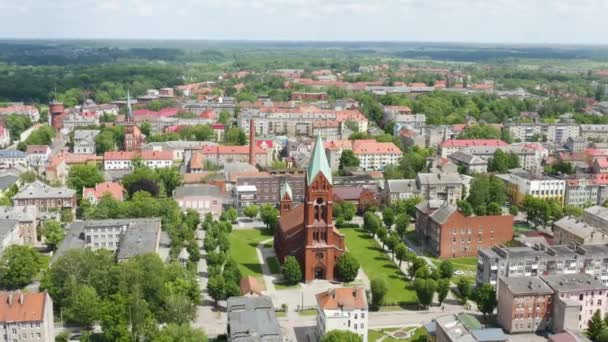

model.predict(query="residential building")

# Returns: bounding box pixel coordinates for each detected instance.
[504,123,580,144]
[25,145,51,169]
[553,206,608,245]
[61,113,98,132]
[316,287,368,342]
[564,177,603,208]
[439,139,508,158]
[56,218,162,262]
[103,151,173,171]
[13,180,76,211]
[226,296,282,342]
[415,201,513,258]
[274,135,345,282]
[73,129,100,154]
[580,125,608,141]
[142,140,218,161]
[566,137,587,153]
[416,172,472,206]
[0,220,20,253]
[0,149,27,169]
[199,145,272,167]
[174,184,224,218]
[497,170,566,206]
[239,106,368,137]
[447,151,488,173]
[392,114,427,134]
[496,277,554,333]
[0,292,54,342]
[325,139,401,171]
[542,273,608,332]
[236,174,305,207]
[0,104,40,122]
[333,186,379,213]
[234,185,257,209]
[592,158,608,173]
[82,182,126,204]
[0,124,10,147]
[312,121,341,141]
[429,313,508,342]
[385,179,420,204]
[476,244,608,287]
[0,206,38,246]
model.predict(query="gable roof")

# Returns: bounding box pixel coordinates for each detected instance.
[280,182,293,200]
[316,287,368,311]
[0,292,48,323]
[307,135,332,185]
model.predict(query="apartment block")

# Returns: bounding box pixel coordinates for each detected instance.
[497,277,554,333]
[504,123,580,144]
[497,170,565,206]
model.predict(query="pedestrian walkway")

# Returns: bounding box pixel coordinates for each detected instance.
[257,238,278,292]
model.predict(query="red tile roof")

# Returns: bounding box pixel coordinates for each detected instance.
[83,182,125,201]
[316,287,367,310]
[240,276,263,296]
[26,145,50,154]
[0,292,47,323]
[104,151,173,161]
[440,139,508,148]
[352,140,401,155]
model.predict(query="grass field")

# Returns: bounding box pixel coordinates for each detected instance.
[514,223,533,232]
[298,309,318,316]
[228,229,272,278]
[341,227,417,305]
[431,256,478,273]
[369,327,427,342]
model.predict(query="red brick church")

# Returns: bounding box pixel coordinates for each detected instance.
[274,135,345,282]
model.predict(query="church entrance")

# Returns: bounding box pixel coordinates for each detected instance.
[314,266,326,279]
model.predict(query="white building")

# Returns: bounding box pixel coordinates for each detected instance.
[504,123,580,144]
[0,125,10,147]
[0,220,21,253]
[0,292,55,342]
[25,145,52,169]
[73,129,100,154]
[316,287,368,342]
[103,151,173,171]
[497,169,566,206]
[325,139,401,171]
[0,150,27,170]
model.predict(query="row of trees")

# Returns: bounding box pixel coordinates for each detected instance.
[42,250,201,341]
[458,174,508,217]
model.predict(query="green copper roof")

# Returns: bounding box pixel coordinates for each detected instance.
[307,135,332,185]
[280,182,293,200]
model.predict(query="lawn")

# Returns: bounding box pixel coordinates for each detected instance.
[431,256,478,272]
[369,327,427,342]
[514,223,533,232]
[341,227,418,305]
[228,229,272,278]
[298,309,318,316]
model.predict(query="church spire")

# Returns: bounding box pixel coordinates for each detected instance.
[126,90,133,123]
[307,135,332,185]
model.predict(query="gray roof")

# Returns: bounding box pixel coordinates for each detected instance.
[73,129,100,142]
[0,219,19,241]
[0,150,27,158]
[585,206,608,220]
[386,179,419,193]
[554,217,596,239]
[116,218,162,260]
[0,206,37,222]
[448,151,487,165]
[53,221,86,261]
[542,273,607,292]
[0,174,18,191]
[499,276,555,295]
[417,172,466,186]
[173,184,221,198]
[470,329,508,342]
[227,296,282,342]
[429,205,457,224]
[13,180,75,200]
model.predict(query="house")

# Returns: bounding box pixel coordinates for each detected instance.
[0,104,40,122]
[0,220,20,253]
[12,180,76,211]
[447,151,488,173]
[542,273,608,332]
[25,145,52,169]
[0,206,38,246]
[439,139,508,158]
[497,277,554,333]
[173,184,224,218]
[593,158,608,173]
[103,151,173,171]
[82,182,126,204]
[553,206,608,245]
[0,292,54,342]
[416,172,472,206]
[316,287,368,342]
[73,130,100,154]
[429,313,508,342]
[0,149,27,169]
[0,124,10,147]
[274,135,345,282]
[415,201,514,258]
[226,296,282,342]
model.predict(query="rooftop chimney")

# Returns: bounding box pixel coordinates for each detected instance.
[249,119,255,166]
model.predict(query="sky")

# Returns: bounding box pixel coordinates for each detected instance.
[1,0,608,44]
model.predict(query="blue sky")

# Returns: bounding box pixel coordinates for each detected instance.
[1,0,608,44]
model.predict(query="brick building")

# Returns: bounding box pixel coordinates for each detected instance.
[415,201,514,258]
[497,277,554,333]
[274,135,345,282]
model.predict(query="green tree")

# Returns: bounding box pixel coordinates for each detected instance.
[414,278,436,309]
[207,274,226,305]
[395,243,408,268]
[382,207,395,228]
[457,277,472,303]
[509,206,519,216]
[63,285,100,326]
[408,258,427,280]
[140,121,151,136]
[0,245,44,289]
[282,256,302,285]
[157,167,183,197]
[153,324,207,342]
[225,127,247,145]
[60,208,74,223]
[244,204,259,220]
[474,283,498,320]
[370,278,388,309]
[564,205,584,218]
[122,166,161,197]
[5,114,33,141]
[259,204,279,232]
[218,111,231,126]
[437,278,450,305]
[487,202,503,215]
[377,226,388,247]
[340,202,357,222]
[19,124,55,150]
[588,310,606,342]
[220,208,239,224]
[459,124,501,139]
[457,200,473,216]
[415,265,431,279]
[335,252,360,282]
[395,213,410,238]
[41,220,65,251]
[67,164,105,197]
[321,330,363,342]
[339,149,360,170]
[439,260,454,279]
[363,212,382,238]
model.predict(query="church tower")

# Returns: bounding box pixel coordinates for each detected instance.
[123,91,142,152]
[302,135,343,281]
[279,182,293,215]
